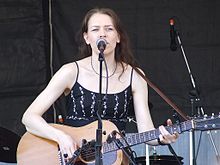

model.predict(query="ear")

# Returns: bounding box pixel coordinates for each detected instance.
[83,32,90,45]
[116,34,120,43]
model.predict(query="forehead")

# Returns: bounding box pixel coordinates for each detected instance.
[88,13,114,27]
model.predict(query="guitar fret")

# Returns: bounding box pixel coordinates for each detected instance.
[156,129,160,137]
[119,138,127,147]
[146,131,150,141]
[132,135,136,144]
[127,137,131,144]
[151,130,156,139]
[140,132,144,143]
[136,134,140,143]
[181,120,193,132]
[181,122,186,132]
[173,125,180,133]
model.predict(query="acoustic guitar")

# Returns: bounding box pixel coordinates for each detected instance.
[17,115,220,165]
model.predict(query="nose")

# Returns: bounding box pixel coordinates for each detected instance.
[99,28,106,38]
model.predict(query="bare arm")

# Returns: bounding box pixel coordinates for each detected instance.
[132,68,178,145]
[22,63,77,157]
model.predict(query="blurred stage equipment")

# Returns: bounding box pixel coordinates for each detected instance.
[169,17,220,165]
[135,155,184,165]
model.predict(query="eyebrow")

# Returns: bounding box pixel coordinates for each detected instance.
[89,25,114,28]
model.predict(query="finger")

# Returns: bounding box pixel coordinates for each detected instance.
[166,119,172,126]
[169,133,178,143]
[160,125,177,143]
[159,125,170,135]
[159,134,171,144]
[61,147,72,159]
[159,134,164,141]
[174,132,179,139]
[70,143,77,157]
[159,126,171,144]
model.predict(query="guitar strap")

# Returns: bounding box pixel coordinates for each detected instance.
[133,67,189,121]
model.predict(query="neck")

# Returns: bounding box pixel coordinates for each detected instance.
[91,54,117,77]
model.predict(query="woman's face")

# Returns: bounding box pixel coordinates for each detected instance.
[83,13,120,56]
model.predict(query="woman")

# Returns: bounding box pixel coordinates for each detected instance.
[22,8,178,164]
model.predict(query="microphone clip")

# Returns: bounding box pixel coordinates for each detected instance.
[106,130,117,144]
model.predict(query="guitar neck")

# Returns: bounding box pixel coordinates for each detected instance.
[103,120,194,153]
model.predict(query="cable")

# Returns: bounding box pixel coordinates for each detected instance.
[167,144,183,165]
[48,0,57,123]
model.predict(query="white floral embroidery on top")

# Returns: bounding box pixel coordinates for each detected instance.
[79,86,86,117]
[113,94,119,118]
[90,92,96,117]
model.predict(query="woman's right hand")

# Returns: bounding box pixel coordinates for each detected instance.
[56,131,78,160]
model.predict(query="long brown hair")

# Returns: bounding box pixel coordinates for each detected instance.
[76,8,138,73]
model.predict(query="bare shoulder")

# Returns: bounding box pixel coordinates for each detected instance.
[51,62,78,89]
[131,66,147,91]
[59,62,77,71]
[132,67,145,80]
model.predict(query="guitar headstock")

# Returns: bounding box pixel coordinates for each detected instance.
[193,113,220,131]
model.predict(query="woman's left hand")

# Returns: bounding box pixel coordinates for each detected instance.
[158,119,179,145]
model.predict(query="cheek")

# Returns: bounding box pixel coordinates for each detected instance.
[85,33,97,44]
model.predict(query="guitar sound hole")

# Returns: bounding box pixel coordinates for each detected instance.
[80,142,96,162]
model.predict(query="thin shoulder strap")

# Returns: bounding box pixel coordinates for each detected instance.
[130,68,134,85]
[74,61,79,82]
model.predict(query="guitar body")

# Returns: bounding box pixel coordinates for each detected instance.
[17,120,123,165]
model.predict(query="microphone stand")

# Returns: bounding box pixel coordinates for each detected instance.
[176,30,219,165]
[175,31,202,165]
[95,51,104,165]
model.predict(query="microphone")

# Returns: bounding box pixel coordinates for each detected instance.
[96,38,107,52]
[169,18,178,51]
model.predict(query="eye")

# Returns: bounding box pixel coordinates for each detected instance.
[106,27,113,31]
[91,28,98,32]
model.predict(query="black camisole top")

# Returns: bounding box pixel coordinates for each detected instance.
[65,62,134,131]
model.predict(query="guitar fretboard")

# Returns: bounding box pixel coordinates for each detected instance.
[103,120,194,153]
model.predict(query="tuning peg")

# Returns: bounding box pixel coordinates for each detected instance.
[82,139,87,145]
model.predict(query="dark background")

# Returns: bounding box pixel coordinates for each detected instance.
[0,0,220,158]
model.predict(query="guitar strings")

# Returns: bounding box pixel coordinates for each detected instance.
[79,141,116,155]
[78,147,96,160]
[77,143,117,161]
[69,140,117,161]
